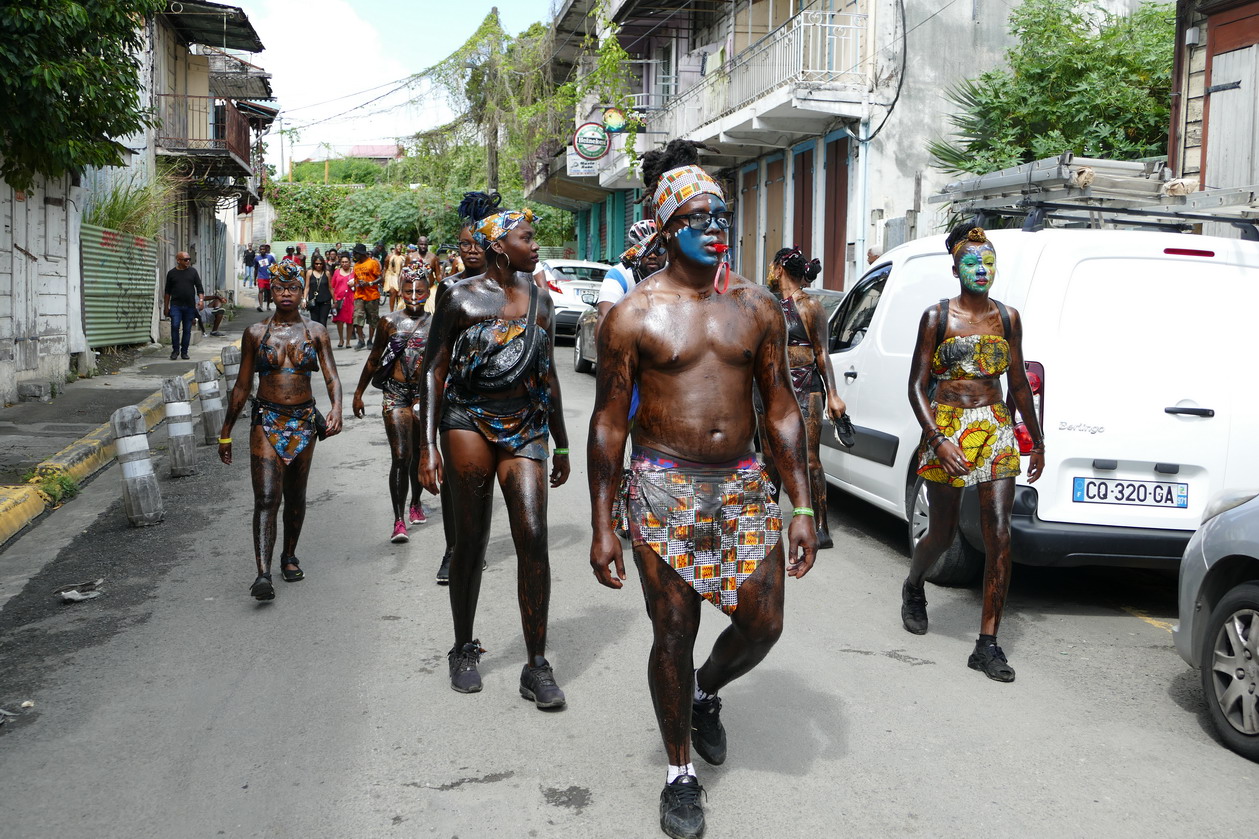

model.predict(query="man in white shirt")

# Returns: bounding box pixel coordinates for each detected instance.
[594,219,664,338]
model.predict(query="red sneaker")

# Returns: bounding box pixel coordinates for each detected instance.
[409,504,426,525]
[390,520,409,544]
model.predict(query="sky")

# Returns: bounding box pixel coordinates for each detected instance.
[229,0,560,171]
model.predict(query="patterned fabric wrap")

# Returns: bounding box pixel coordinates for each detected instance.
[251,398,319,465]
[932,334,1010,381]
[917,401,1021,488]
[473,208,535,248]
[381,379,420,414]
[271,260,304,285]
[620,165,724,265]
[614,447,782,615]
[444,317,551,461]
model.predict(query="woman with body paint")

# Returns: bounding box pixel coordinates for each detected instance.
[759,246,847,550]
[352,269,433,544]
[902,223,1044,681]
[218,261,343,601]
[418,193,570,708]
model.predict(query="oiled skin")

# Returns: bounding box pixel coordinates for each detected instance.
[218,277,343,580]
[588,193,817,767]
[758,267,847,541]
[352,277,431,523]
[417,222,570,667]
[905,242,1045,637]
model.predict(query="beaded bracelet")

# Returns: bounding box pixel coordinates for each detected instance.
[792,507,815,517]
[218,437,232,444]
[554,448,569,456]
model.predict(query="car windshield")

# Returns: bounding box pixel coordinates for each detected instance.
[552,265,607,282]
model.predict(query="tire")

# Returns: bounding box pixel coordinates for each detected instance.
[574,331,594,374]
[905,475,984,587]
[1198,581,1259,762]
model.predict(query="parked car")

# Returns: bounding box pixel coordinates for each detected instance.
[547,281,596,338]
[818,228,1259,585]
[538,259,610,297]
[1174,490,1259,762]
[573,286,846,374]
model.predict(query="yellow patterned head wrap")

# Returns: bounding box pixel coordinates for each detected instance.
[474,208,536,249]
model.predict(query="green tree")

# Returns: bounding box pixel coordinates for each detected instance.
[0,0,166,190]
[929,0,1176,174]
[291,158,385,185]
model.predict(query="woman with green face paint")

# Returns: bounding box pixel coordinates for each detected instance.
[901,224,1045,683]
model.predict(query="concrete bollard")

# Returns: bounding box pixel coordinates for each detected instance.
[196,361,226,445]
[221,346,242,393]
[110,406,164,527]
[162,377,196,477]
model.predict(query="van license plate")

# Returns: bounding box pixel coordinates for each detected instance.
[1072,477,1188,508]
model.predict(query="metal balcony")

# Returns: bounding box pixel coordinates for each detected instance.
[154,94,253,178]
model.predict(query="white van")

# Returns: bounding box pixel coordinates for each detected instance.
[819,228,1259,584]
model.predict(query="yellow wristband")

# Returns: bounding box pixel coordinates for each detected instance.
[218,437,232,444]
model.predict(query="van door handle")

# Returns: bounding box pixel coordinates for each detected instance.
[1164,406,1214,417]
[844,369,858,382]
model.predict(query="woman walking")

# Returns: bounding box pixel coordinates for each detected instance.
[305,255,333,326]
[758,247,847,549]
[331,252,355,348]
[418,192,570,708]
[218,261,343,600]
[383,244,405,312]
[902,224,1044,682]
[352,269,432,543]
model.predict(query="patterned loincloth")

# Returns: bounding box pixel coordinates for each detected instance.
[614,446,782,614]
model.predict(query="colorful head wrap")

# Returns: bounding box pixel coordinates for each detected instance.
[620,165,725,265]
[271,260,304,285]
[473,208,536,249]
[951,227,990,256]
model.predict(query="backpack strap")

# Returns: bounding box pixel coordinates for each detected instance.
[994,299,1011,339]
[935,298,949,348]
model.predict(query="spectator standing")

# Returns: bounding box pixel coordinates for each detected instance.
[351,243,382,350]
[331,252,355,348]
[254,244,277,312]
[163,251,204,361]
[243,245,256,286]
[306,255,333,325]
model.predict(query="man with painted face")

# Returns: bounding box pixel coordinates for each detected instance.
[903,224,1044,682]
[415,236,441,282]
[588,139,817,839]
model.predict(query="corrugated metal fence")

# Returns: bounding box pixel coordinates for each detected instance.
[81,223,157,348]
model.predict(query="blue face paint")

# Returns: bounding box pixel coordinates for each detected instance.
[956,244,996,292]
[673,196,727,267]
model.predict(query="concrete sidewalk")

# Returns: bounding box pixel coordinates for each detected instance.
[0,295,273,546]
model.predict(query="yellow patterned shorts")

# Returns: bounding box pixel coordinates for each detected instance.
[918,402,1021,488]
[614,447,782,614]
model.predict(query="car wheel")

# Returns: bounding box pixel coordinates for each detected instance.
[1199,581,1259,762]
[574,331,594,374]
[905,476,984,587]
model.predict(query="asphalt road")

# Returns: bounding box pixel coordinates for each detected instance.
[0,348,1253,838]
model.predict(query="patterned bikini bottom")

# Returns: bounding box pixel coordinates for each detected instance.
[251,397,322,464]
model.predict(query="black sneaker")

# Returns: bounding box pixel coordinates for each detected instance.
[690,696,726,765]
[180,353,190,360]
[169,351,179,361]
[659,775,706,839]
[436,547,452,585]
[968,638,1016,682]
[448,640,485,693]
[901,580,928,635]
[519,661,566,709]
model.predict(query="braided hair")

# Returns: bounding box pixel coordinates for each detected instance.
[639,139,712,194]
[457,191,502,228]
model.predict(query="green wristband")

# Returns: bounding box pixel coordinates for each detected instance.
[792,507,815,517]
[554,448,569,456]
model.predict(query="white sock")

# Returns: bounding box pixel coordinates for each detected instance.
[693,669,715,703]
[667,763,696,784]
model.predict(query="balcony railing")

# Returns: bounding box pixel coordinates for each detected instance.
[154,94,250,163]
[651,11,867,141]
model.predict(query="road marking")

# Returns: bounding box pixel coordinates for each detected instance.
[1121,605,1174,633]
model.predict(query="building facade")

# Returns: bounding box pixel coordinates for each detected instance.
[529,0,1144,288]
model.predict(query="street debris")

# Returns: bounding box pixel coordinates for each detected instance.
[20,700,34,708]
[53,578,104,603]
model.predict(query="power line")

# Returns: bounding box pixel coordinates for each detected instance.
[282,76,417,113]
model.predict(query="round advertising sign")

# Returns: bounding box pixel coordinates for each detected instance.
[573,122,611,161]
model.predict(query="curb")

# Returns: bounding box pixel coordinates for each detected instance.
[0,348,236,548]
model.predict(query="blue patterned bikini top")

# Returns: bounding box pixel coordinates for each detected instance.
[257,318,319,376]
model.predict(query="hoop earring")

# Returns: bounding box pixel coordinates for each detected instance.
[495,252,509,273]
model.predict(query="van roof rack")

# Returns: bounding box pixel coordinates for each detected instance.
[928,152,1259,240]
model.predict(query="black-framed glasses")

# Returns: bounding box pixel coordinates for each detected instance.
[457,240,480,252]
[672,211,732,231]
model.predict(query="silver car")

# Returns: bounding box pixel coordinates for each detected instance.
[1174,490,1259,762]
